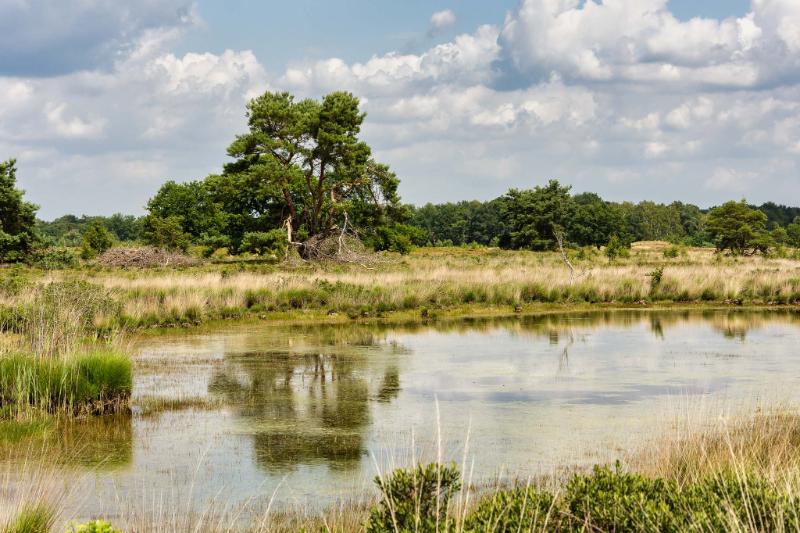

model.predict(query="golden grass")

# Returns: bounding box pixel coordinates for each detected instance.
[3,246,797,330]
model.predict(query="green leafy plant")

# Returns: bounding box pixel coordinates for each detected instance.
[65,519,121,533]
[367,462,461,533]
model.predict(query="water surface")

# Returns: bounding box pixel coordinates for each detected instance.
[25,310,800,516]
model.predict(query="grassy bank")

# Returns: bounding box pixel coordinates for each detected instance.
[2,245,800,331]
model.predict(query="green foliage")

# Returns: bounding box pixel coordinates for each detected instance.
[605,234,629,261]
[685,469,798,531]
[561,463,685,531]
[501,180,574,250]
[37,214,142,246]
[80,220,114,260]
[65,519,121,533]
[463,486,555,532]
[3,503,54,533]
[663,245,681,258]
[142,215,191,252]
[410,198,506,247]
[223,90,402,253]
[30,247,79,269]
[240,230,288,258]
[23,280,119,357]
[569,192,627,248]
[0,159,40,263]
[648,266,665,292]
[788,217,800,247]
[367,462,461,533]
[369,224,423,254]
[707,200,773,255]
[146,180,226,240]
[366,462,800,533]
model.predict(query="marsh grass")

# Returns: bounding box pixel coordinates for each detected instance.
[0,351,131,418]
[5,247,800,330]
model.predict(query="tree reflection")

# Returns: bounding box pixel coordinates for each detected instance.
[209,350,398,473]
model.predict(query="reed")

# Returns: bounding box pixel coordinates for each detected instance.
[0,351,132,418]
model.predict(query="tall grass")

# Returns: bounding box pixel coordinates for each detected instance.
[0,351,131,418]
[4,247,800,329]
[0,280,131,419]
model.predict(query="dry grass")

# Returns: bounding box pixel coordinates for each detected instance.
[3,247,800,330]
[632,408,800,486]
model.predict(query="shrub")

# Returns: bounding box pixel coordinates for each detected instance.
[240,230,288,258]
[142,215,191,252]
[80,220,114,260]
[561,463,684,532]
[663,245,681,258]
[605,235,630,261]
[367,463,461,533]
[66,519,121,533]
[463,486,556,532]
[685,470,799,531]
[23,280,119,357]
[648,267,665,293]
[29,247,79,269]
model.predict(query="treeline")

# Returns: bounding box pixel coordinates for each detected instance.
[37,214,143,246]
[29,182,800,257]
[410,182,800,251]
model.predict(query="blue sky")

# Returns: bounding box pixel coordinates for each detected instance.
[0,0,797,218]
[182,1,752,73]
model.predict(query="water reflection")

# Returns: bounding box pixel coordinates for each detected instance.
[6,309,800,518]
[209,352,375,471]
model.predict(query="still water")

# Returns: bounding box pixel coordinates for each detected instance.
[45,311,800,515]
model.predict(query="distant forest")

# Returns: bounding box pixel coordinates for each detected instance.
[37,195,800,249]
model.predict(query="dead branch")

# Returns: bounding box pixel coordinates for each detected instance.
[554,230,590,284]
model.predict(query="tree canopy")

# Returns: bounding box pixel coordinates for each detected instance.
[144,90,412,256]
[0,159,39,262]
[706,200,772,255]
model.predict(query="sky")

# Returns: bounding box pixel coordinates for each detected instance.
[0,0,796,219]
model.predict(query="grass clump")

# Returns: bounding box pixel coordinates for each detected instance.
[0,351,131,417]
[2,503,54,533]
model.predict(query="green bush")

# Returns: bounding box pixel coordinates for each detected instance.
[29,247,79,269]
[663,245,681,258]
[65,519,121,533]
[463,486,555,532]
[80,220,114,260]
[240,230,288,258]
[605,235,630,261]
[367,463,461,533]
[561,463,685,532]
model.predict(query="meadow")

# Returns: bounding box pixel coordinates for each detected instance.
[2,243,800,332]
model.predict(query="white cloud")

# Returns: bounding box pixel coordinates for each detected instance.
[3,0,800,216]
[429,9,457,35]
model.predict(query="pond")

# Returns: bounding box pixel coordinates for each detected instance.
[20,310,800,518]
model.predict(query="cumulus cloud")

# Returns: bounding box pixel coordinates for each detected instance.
[428,9,457,36]
[3,0,800,217]
[0,0,199,76]
[0,17,267,217]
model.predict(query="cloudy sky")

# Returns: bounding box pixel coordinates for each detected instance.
[1,0,798,219]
